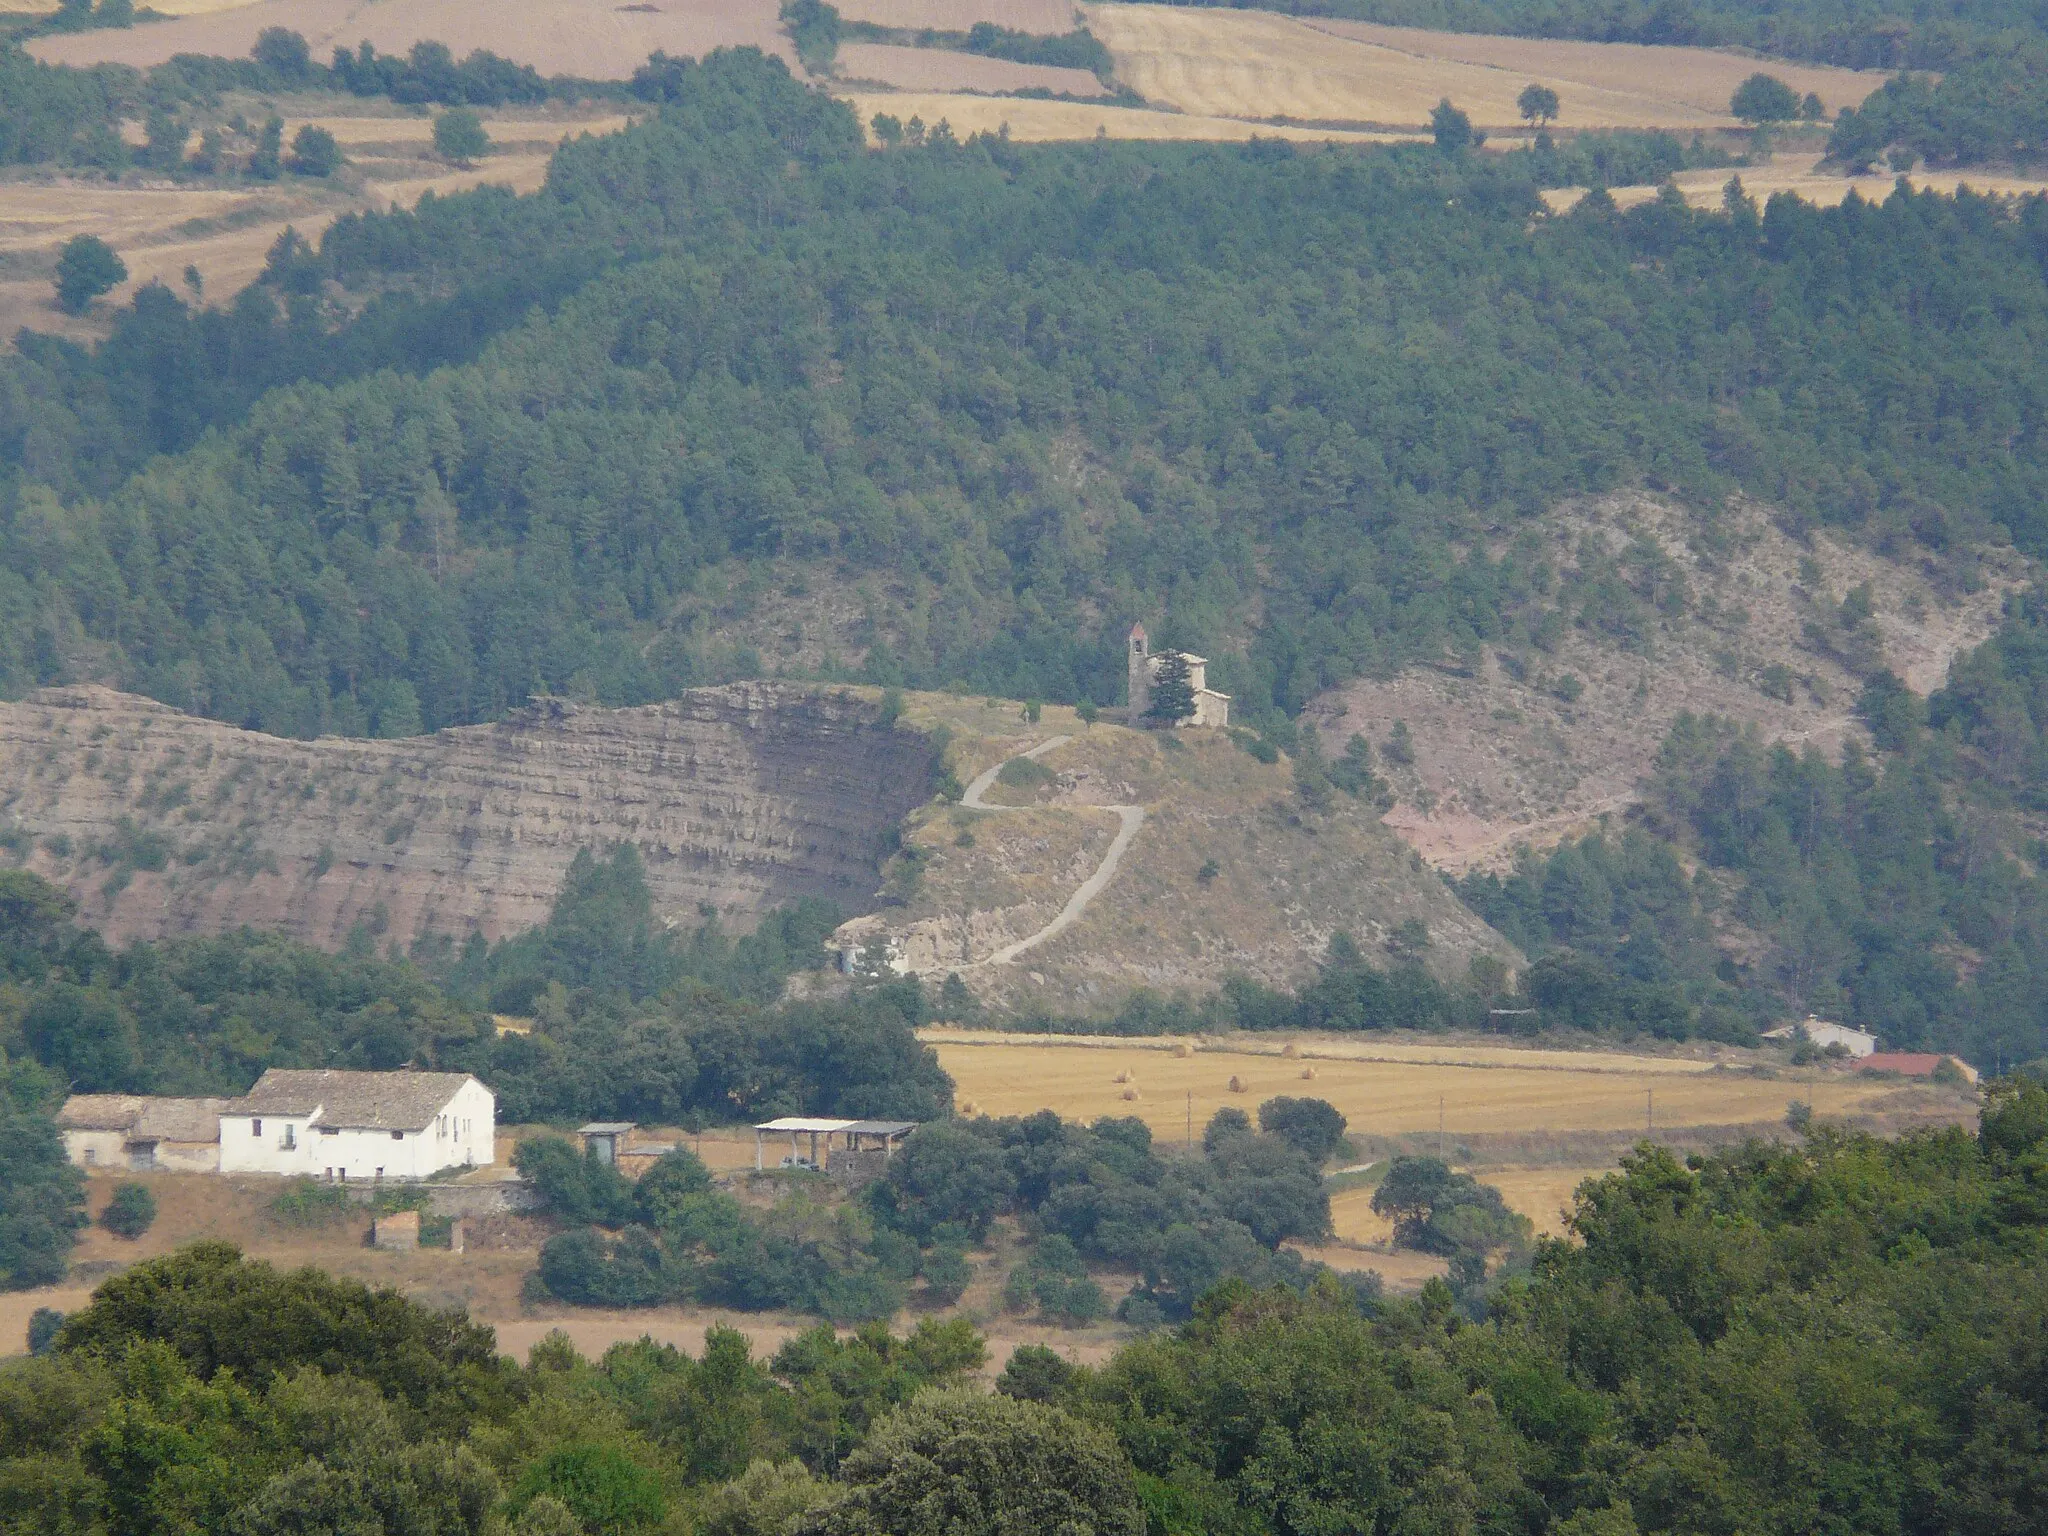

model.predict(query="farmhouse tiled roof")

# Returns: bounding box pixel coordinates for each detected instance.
[226,1069,478,1131]
[58,1094,233,1143]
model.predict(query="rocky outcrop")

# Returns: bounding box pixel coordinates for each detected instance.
[0,683,932,948]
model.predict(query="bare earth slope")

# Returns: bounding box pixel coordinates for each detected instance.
[833,697,1521,1015]
[0,683,931,947]
[1311,494,2027,872]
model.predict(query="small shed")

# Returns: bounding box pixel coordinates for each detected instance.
[577,1123,637,1165]
[753,1117,855,1172]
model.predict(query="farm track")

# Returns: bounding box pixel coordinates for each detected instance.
[960,735,1147,967]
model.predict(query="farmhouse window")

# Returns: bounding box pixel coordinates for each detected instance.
[392,1130,404,1140]
[252,1118,263,1136]
[284,1126,296,1149]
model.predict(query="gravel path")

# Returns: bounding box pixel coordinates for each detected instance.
[960,736,1145,968]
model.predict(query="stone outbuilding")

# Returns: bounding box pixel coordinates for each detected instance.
[58,1094,233,1172]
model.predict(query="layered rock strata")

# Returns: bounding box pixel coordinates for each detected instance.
[0,683,930,947]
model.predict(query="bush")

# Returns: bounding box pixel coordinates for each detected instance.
[921,1244,971,1307]
[995,1343,1073,1402]
[98,1182,156,1239]
[27,1307,64,1355]
[53,235,126,315]
[514,1135,635,1226]
[271,1177,353,1226]
[1731,72,1801,124]
[287,125,341,177]
[1257,1097,1348,1164]
[513,1443,666,1533]
[798,1389,1143,1536]
[432,108,490,164]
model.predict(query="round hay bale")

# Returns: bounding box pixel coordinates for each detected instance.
[958,1098,979,1116]
[1301,1066,1318,1080]
[1280,1042,1299,1058]
[1122,1086,1141,1101]
[1227,1074,1247,1093]
[1114,1069,1133,1084]
[1173,1041,1194,1058]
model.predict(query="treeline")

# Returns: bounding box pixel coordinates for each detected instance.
[0,29,601,174]
[9,1083,2048,1533]
[13,53,2048,740]
[0,851,950,1126]
[1829,61,2048,169]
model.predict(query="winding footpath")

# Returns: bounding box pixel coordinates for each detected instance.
[958,736,1146,968]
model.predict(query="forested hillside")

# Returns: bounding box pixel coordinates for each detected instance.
[8,50,2048,738]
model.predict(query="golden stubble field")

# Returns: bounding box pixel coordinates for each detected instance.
[1081,3,1885,130]
[928,1029,1977,1240]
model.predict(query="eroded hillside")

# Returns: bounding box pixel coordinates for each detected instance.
[0,683,931,947]
[1312,495,2029,872]
[835,696,1520,1014]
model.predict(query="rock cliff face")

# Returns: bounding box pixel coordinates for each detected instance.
[0,683,932,948]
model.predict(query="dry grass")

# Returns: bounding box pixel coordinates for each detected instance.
[1300,17,1883,118]
[28,0,797,77]
[931,1034,1931,1141]
[1544,150,2048,211]
[837,0,1078,29]
[840,90,1415,143]
[1084,3,1879,130]
[836,43,1107,96]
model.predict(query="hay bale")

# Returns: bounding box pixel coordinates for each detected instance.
[1173,1041,1195,1058]
[1122,1086,1141,1101]
[1280,1042,1299,1058]
[1114,1069,1133,1084]
[1300,1066,1318,1080]
[1227,1074,1247,1093]
[958,1098,980,1116]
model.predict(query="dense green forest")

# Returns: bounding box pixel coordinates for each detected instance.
[6,1082,2048,1534]
[7,51,2048,736]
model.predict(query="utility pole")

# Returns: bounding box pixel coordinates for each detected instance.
[1187,1090,1193,1150]
[1438,1095,1445,1161]
[1646,1088,1653,1137]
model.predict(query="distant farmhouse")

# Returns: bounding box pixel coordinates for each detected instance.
[1128,623,1230,728]
[1762,1016,1878,1058]
[60,1069,494,1182]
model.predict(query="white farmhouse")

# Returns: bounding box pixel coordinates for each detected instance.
[217,1069,494,1182]
[1763,1016,1879,1058]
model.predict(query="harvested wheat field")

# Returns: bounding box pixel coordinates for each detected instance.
[1084,3,1880,131]
[843,91,1416,143]
[930,1031,1969,1145]
[0,109,621,344]
[836,43,1106,96]
[28,0,796,76]
[837,0,1078,29]
[1543,151,2048,212]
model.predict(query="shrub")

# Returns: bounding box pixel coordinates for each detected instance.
[98,1182,156,1239]
[1257,1097,1348,1164]
[513,1443,666,1533]
[922,1244,971,1307]
[271,1177,353,1226]
[287,125,341,177]
[27,1307,64,1355]
[54,236,126,315]
[433,108,490,164]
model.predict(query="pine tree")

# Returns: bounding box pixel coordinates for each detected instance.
[1146,652,1195,726]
